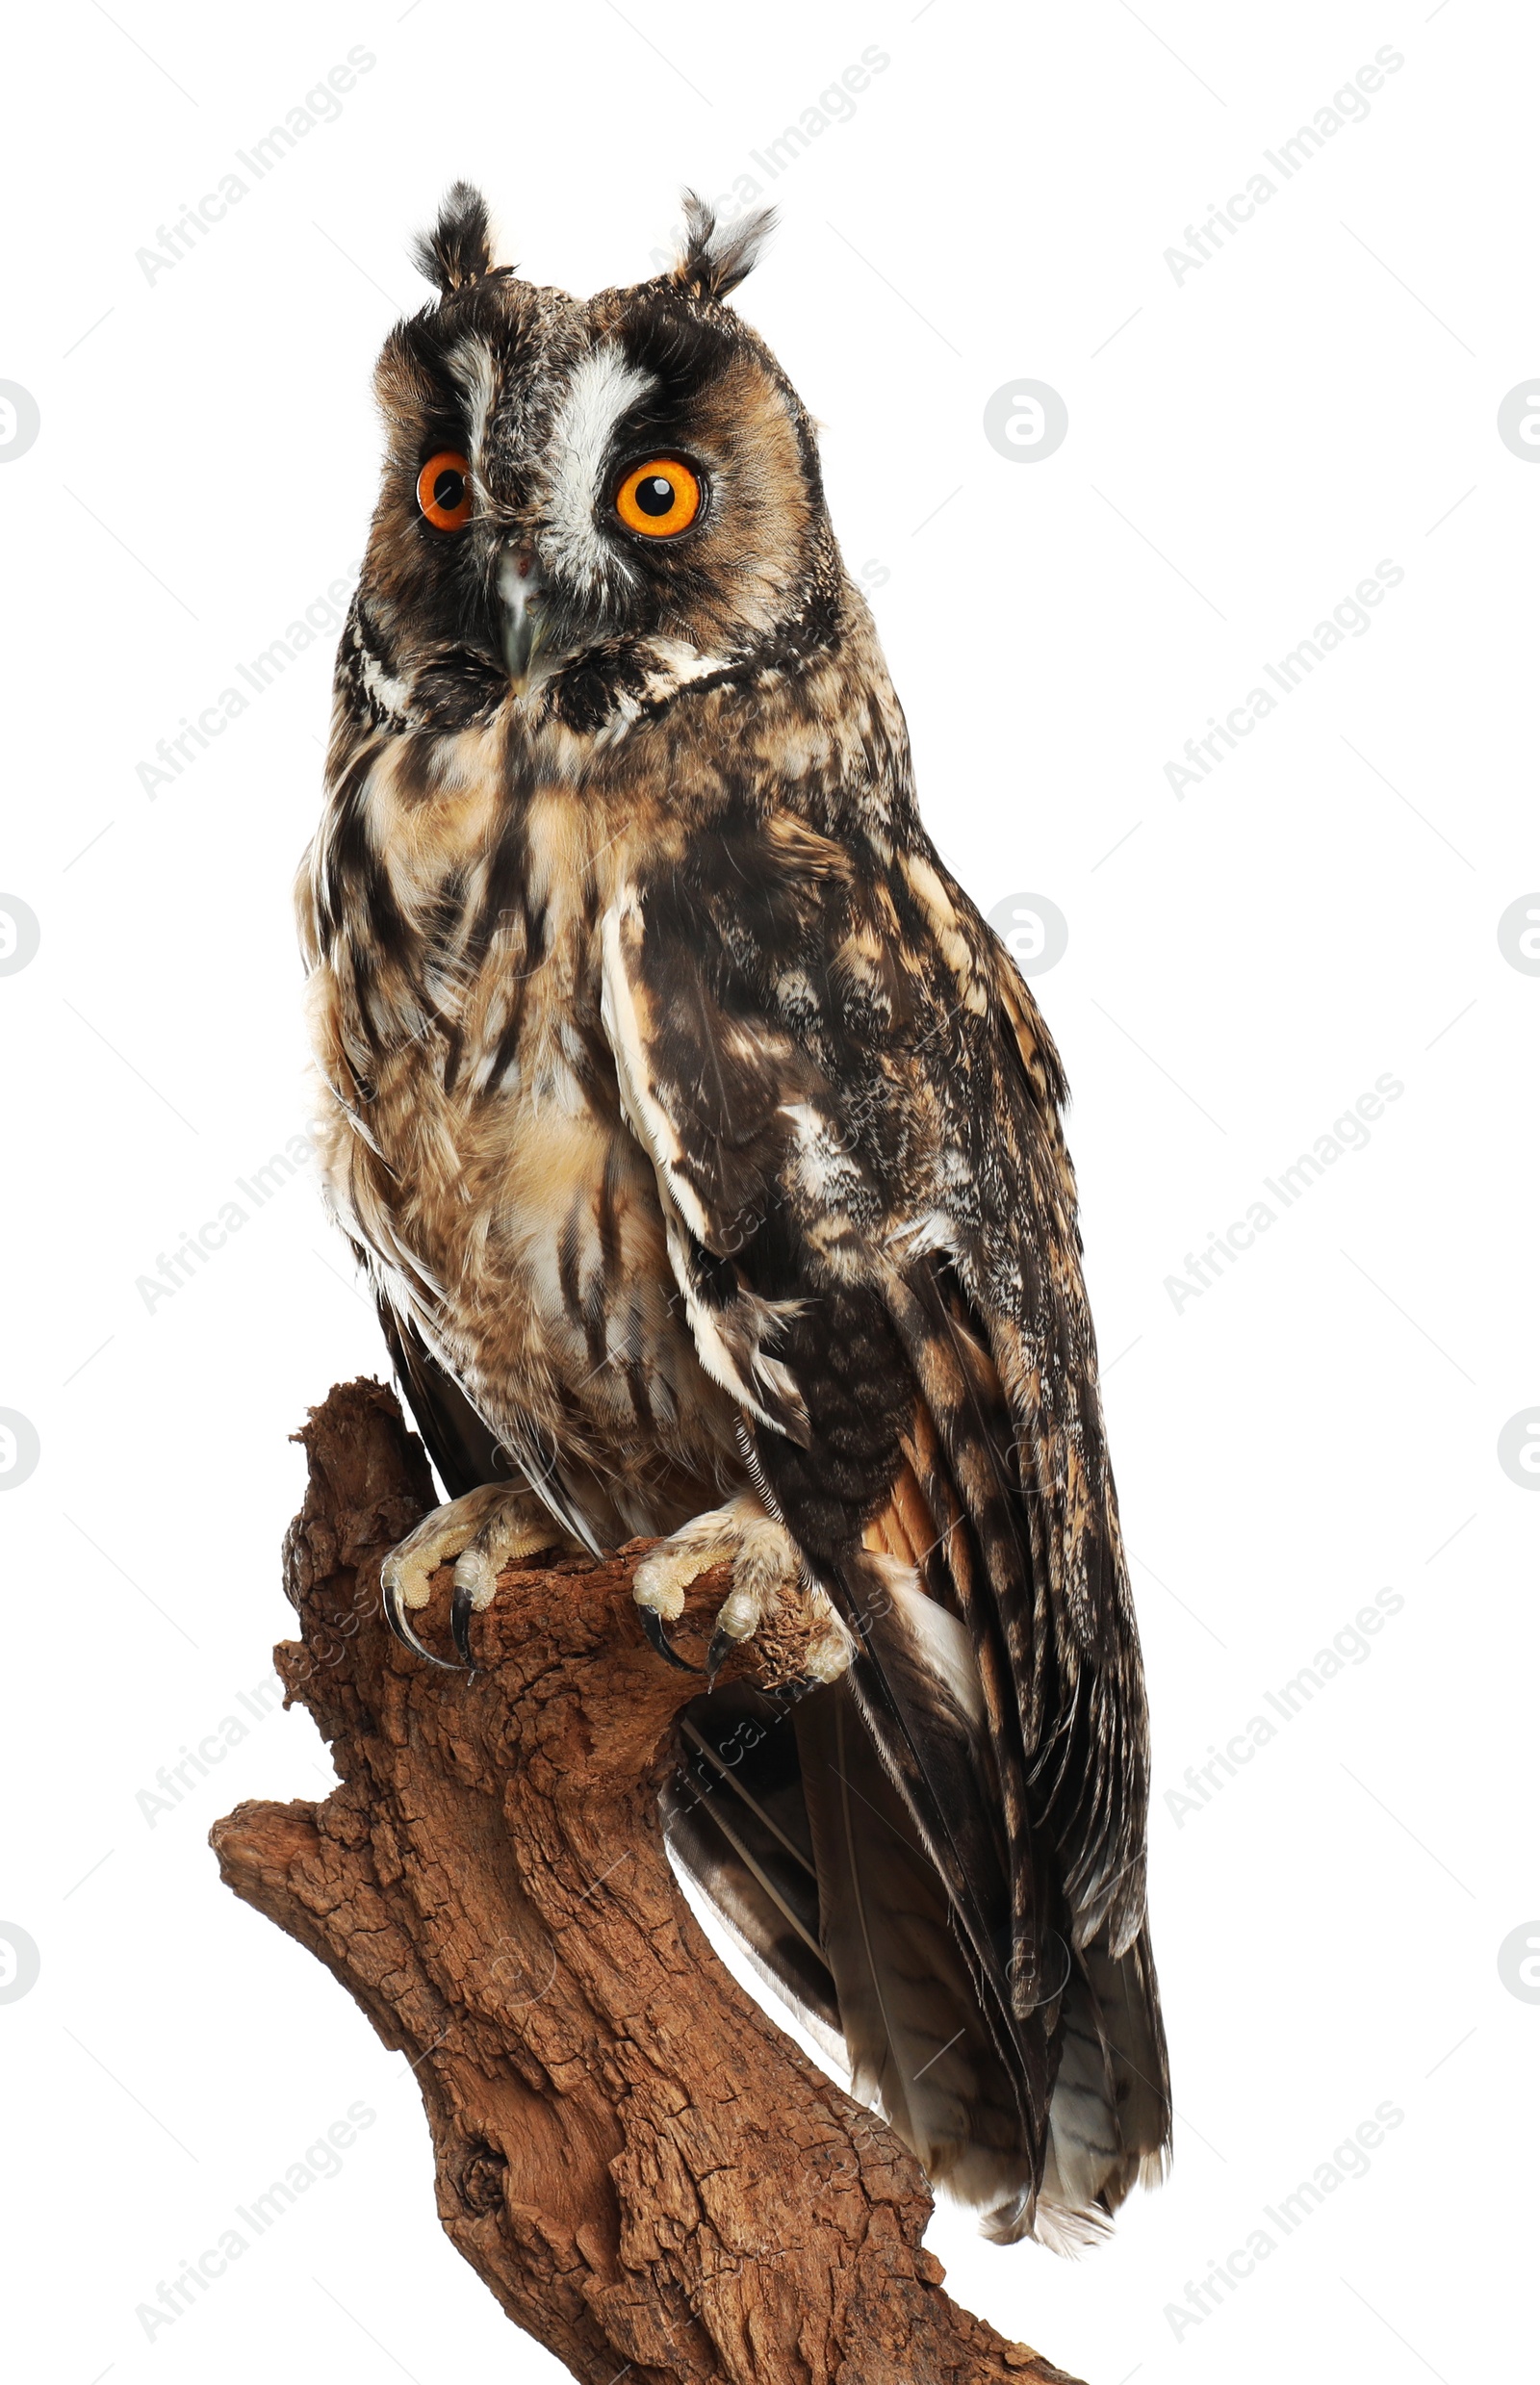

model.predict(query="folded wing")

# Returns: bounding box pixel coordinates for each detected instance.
[600,813,1169,2242]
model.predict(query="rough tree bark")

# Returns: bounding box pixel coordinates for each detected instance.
[211,1379,1083,2385]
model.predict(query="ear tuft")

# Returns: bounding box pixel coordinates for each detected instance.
[412,181,495,296]
[671,188,776,301]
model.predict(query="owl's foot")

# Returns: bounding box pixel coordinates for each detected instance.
[631,1494,855,1686]
[380,1484,574,1670]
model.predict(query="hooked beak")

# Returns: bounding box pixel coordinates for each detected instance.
[498,549,548,694]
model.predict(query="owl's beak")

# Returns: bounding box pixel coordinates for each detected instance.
[498,550,547,694]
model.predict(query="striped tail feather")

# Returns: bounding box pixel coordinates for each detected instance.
[659,1555,1168,2247]
[794,1668,1040,2238]
[660,1681,845,2054]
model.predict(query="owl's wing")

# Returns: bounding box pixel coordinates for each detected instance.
[599,817,1169,2243]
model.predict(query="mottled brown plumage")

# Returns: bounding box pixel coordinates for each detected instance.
[297,183,1170,2245]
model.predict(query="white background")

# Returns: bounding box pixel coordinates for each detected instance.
[2,3,1535,2379]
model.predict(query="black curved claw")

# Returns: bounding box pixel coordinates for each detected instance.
[450,1577,479,1671]
[706,1624,736,1684]
[639,1605,701,1673]
[382,1574,463,1670]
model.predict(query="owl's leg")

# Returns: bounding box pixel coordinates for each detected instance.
[632,1493,855,1684]
[380,1484,577,1670]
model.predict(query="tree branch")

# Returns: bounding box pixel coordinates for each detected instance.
[211,1379,1082,2385]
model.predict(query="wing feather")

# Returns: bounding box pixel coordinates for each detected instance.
[598,818,1169,2235]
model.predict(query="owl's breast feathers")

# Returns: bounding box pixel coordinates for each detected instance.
[298,610,1168,2233]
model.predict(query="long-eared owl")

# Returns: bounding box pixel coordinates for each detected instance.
[297,183,1169,2245]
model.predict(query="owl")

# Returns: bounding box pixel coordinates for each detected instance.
[297,182,1170,2247]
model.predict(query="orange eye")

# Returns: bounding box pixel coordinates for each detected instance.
[613,456,702,539]
[416,450,472,531]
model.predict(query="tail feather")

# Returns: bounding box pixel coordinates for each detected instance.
[659,1573,1169,2251]
[796,1677,1040,2235]
[661,1683,842,2045]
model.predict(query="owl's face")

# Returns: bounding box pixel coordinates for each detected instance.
[349,185,844,739]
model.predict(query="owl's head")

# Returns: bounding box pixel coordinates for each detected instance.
[348,183,848,738]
